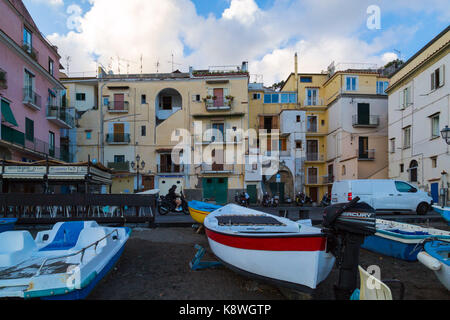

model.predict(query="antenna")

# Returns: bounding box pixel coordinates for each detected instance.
[167,53,182,72]
[393,49,402,61]
[140,54,143,74]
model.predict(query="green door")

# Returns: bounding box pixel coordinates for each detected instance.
[269,183,285,202]
[358,103,370,125]
[247,185,257,204]
[203,177,228,205]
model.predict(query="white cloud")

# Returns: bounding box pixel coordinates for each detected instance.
[47,0,449,84]
[30,0,64,7]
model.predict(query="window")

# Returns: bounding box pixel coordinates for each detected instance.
[25,118,34,141]
[76,93,86,101]
[24,70,34,91]
[48,58,54,76]
[300,77,312,83]
[431,65,445,90]
[400,164,404,173]
[252,163,258,171]
[192,94,201,102]
[409,160,418,182]
[431,114,440,138]
[263,93,296,104]
[376,81,389,94]
[306,88,319,105]
[49,131,55,156]
[141,125,146,137]
[296,141,302,149]
[345,76,358,91]
[85,131,92,140]
[23,27,32,51]
[307,116,317,133]
[395,181,416,193]
[390,138,396,153]
[162,96,172,109]
[296,115,301,123]
[358,137,369,159]
[252,93,261,100]
[401,87,411,108]
[403,126,411,149]
[321,120,325,126]
[114,155,125,163]
[342,165,346,175]
[307,167,318,184]
[141,95,146,104]
[279,138,287,151]
[103,96,109,106]
[431,156,437,168]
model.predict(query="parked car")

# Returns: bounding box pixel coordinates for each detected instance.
[331,179,433,215]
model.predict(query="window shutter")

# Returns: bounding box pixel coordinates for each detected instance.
[272,116,279,129]
[439,65,445,87]
[399,90,404,108]
[431,73,436,90]
[192,95,197,102]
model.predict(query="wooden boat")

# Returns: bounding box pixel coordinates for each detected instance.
[0,218,17,233]
[204,204,335,292]
[432,205,450,225]
[418,240,450,290]
[0,221,130,300]
[361,219,450,261]
[188,200,222,224]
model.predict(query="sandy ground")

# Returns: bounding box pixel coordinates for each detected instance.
[87,222,450,300]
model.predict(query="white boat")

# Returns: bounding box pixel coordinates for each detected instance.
[0,221,130,300]
[204,204,335,292]
[418,240,450,291]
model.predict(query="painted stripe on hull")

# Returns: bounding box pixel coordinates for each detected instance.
[205,228,326,252]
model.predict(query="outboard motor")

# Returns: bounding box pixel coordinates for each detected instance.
[322,197,376,300]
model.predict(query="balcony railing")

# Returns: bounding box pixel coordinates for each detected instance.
[303,98,324,106]
[107,101,130,112]
[157,164,184,174]
[205,96,233,111]
[358,149,376,160]
[352,115,380,127]
[201,163,234,173]
[306,153,324,162]
[1,125,73,162]
[322,175,335,184]
[307,175,319,185]
[21,43,39,62]
[106,133,131,144]
[107,161,130,172]
[23,87,42,110]
[46,106,75,129]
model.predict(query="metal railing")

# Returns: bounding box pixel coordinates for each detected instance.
[105,133,131,144]
[322,175,335,184]
[303,98,324,106]
[35,229,120,277]
[358,149,376,160]
[107,101,129,112]
[107,161,130,172]
[201,163,234,173]
[22,43,39,62]
[205,97,233,110]
[23,87,42,109]
[46,106,75,128]
[157,164,184,173]
[352,115,380,127]
[306,153,324,161]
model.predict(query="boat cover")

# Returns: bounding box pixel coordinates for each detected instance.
[189,200,222,212]
[216,215,286,226]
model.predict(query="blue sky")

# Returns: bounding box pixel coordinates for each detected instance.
[22,0,450,84]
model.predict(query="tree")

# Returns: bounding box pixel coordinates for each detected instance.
[271,80,286,91]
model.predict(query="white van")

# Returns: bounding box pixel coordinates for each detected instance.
[331,180,433,215]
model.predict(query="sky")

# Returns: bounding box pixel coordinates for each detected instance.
[23,0,450,85]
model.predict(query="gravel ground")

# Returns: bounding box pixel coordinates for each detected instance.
[88,224,450,300]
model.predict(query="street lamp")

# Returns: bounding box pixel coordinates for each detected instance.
[441,126,450,145]
[131,155,145,193]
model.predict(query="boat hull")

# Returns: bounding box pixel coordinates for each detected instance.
[362,235,420,261]
[189,207,210,224]
[432,205,450,225]
[418,241,450,291]
[205,228,335,292]
[0,219,17,233]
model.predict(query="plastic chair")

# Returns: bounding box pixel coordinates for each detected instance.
[356,266,404,300]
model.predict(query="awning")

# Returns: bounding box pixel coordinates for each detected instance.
[1,100,18,127]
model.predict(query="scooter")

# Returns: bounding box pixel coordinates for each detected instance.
[321,193,331,207]
[262,192,271,207]
[235,192,250,207]
[271,195,280,207]
[158,190,189,215]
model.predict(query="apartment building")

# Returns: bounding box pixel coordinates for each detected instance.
[0,0,73,192]
[69,64,249,203]
[386,26,449,204]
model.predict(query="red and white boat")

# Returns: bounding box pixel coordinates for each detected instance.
[204,204,335,292]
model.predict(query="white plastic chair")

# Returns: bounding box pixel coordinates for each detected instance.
[356,266,404,300]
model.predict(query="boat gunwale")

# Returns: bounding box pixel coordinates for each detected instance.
[204,226,325,239]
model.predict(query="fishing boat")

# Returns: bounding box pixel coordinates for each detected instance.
[361,219,450,261]
[0,221,130,300]
[0,218,17,233]
[204,204,335,292]
[418,240,450,290]
[432,205,450,225]
[188,200,222,224]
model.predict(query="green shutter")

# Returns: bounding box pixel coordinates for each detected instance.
[25,118,34,141]
[1,100,18,127]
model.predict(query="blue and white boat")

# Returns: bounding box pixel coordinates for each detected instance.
[361,219,450,261]
[418,240,450,290]
[0,221,130,300]
[0,218,17,233]
[432,205,450,225]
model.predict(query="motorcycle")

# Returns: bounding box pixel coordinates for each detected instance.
[235,192,250,207]
[296,192,313,207]
[262,192,271,207]
[158,190,189,215]
[321,193,331,207]
[271,195,280,207]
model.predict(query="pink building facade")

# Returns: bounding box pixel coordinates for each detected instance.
[0,0,73,165]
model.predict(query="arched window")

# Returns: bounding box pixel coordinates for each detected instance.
[342,165,346,176]
[409,160,418,182]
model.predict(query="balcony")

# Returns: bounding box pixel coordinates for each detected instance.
[358,149,376,161]
[157,164,184,174]
[46,106,75,129]
[306,153,325,162]
[307,175,319,185]
[352,115,380,128]
[21,43,39,62]
[205,96,233,111]
[322,175,335,184]
[201,163,234,174]
[107,101,129,113]
[23,87,42,110]
[303,98,324,107]
[106,133,131,144]
[107,161,130,172]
